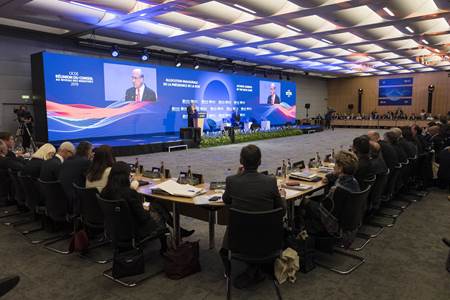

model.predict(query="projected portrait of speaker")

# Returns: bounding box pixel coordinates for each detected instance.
[267,82,280,105]
[125,68,157,102]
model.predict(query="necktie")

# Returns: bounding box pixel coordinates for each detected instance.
[135,88,141,102]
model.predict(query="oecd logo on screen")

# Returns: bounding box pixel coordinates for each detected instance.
[285,89,293,98]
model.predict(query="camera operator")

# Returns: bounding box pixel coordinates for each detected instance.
[14,105,33,150]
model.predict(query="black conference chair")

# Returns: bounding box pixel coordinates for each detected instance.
[314,185,371,275]
[0,169,22,220]
[3,170,34,227]
[226,207,284,300]
[97,195,168,287]
[73,184,111,264]
[16,174,48,243]
[38,179,74,254]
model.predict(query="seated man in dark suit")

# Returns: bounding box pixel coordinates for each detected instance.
[368,131,399,172]
[125,69,156,102]
[267,83,280,105]
[352,136,375,188]
[437,146,450,189]
[220,144,286,289]
[59,141,93,212]
[385,131,408,164]
[40,142,75,182]
[0,140,24,172]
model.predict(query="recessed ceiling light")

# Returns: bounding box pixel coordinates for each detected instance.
[383,7,395,16]
[110,45,119,58]
[233,4,256,14]
[321,38,333,44]
[193,60,200,70]
[422,39,429,44]
[286,25,302,33]
[405,26,414,33]
[139,13,147,17]
[70,1,105,12]
[347,49,356,53]
[141,49,150,61]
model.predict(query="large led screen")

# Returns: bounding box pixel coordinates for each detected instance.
[38,52,297,141]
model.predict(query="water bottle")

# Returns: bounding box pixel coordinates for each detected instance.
[282,160,287,178]
[134,158,140,175]
[315,152,321,167]
[287,158,292,172]
[331,148,335,163]
[187,165,192,179]
[160,161,165,179]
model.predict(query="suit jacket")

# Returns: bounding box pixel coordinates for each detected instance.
[0,156,24,172]
[125,86,156,102]
[59,156,91,202]
[399,138,417,159]
[40,156,62,182]
[267,94,281,105]
[379,140,399,171]
[223,170,285,212]
[355,155,375,188]
[22,158,43,178]
[101,187,157,240]
[392,143,408,164]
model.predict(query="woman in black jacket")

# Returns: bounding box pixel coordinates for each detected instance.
[101,161,167,252]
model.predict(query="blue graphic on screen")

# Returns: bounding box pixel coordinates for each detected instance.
[378,77,413,106]
[41,52,296,141]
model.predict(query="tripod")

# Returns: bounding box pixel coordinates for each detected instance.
[15,120,37,152]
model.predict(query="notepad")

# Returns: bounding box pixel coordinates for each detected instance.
[151,179,205,198]
[193,193,223,205]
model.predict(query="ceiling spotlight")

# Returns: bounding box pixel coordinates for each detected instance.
[383,7,395,16]
[218,64,224,72]
[251,69,256,76]
[175,57,182,67]
[263,71,267,78]
[232,66,237,74]
[110,45,119,57]
[141,49,150,61]
[233,4,256,14]
[405,26,414,33]
[422,39,429,45]
[193,60,200,70]
[286,73,291,81]
[279,72,283,80]
[321,38,333,44]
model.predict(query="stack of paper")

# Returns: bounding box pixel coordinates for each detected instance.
[289,171,318,181]
[151,179,205,198]
[193,193,223,205]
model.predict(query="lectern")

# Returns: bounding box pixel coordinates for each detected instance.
[195,112,207,136]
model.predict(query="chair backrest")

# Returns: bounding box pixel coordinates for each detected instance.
[17,173,42,211]
[334,185,371,232]
[97,195,134,248]
[38,179,70,222]
[8,169,26,206]
[73,184,104,229]
[368,170,389,210]
[229,207,284,258]
[0,168,11,200]
[361,174,376,191]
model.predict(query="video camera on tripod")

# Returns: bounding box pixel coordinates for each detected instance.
[13,106,36,151]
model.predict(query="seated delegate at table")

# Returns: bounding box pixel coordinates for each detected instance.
[220,144,286,289]
[301,150,360,236]
[437,146,450,189]
[0,140,24,172]
[368,131,399,172]
[85,145,116,192]
[101,162,167,252]
[384,131,408,164]
[22,143,56,178]
[40,142,75,182]
[59,141,93,207]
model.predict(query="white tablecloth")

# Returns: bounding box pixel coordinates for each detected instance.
[261,120,271,130]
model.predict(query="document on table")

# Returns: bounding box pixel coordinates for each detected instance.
[151,179,205,198]
[193,193,223,205]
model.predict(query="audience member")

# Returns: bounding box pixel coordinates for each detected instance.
[101,161,167,251]
[399,127,418,158]
[352,136,375,187]
[40,142,75,181]
[0,140,23,172]
[220,144,285,289]
[437,146,450,189]
[0,132,17,158]
[85,145,115,192]
[59,141,93,208]
[368,139,388,175]
[368,131,399,171]
[22,143,56,178]
[384,131,407,164]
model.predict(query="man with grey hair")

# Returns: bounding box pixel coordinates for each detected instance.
[368,130,398,172]
[125,68,157,102]
[39,141,75,181]
[267,82,280,105]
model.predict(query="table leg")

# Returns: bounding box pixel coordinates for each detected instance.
[172,202,180,247]
[208,210,216,250]
[287,200,295,230]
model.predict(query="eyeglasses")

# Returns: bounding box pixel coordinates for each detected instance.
[131,76,143,80]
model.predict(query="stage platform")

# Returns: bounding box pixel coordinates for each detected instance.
[60,125,323,156]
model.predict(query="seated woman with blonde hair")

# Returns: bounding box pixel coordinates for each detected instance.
[22,143,56,178]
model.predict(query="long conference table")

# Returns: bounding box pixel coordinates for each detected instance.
[331,119,429,128]
[137,170,328,249]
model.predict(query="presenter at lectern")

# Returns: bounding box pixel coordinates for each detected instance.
[125,69,157,102]
[187,102,198,128]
